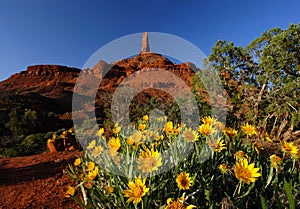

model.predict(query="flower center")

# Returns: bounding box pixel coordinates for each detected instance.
[240,167,251,179]
[149,157,157,167]
[184,132,194,141]
[133,186,143,197]
[180,178,189,187]
[284,145,292,151]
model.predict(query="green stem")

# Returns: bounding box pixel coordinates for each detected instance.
[80,184,88,206]
[233,181,242,197]
[237,181,242,196]
[291,158,296,174]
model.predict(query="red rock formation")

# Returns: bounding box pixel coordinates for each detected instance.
[0,53,228,137]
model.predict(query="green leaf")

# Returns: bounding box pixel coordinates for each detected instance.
[238,182,255,199]
[260,194,268,209]
[69,195,90,209]
[208,204,214,209]
[205,189,211,202]
[283,178,295,209]
[273,180,283,209]
[265,165,274,189]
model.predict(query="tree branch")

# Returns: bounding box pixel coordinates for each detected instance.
[253,81,267,125]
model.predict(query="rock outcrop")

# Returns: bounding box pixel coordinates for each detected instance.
[47,129,81,152]
[25,65,80,77]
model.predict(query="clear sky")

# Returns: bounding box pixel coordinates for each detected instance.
[0,0,300,80]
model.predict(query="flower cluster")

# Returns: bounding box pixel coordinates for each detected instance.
[65,115,299,208]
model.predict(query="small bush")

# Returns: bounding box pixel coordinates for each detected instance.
[0,147,20,157]
[20,133,46,155]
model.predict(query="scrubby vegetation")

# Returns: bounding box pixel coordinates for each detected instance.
[0,105,76,156]
[0,107,74,157]
[0,108,45,156]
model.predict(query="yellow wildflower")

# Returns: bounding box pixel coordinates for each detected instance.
[96,128,104,136]
[206,137,226,152]
[201,116,217,125]
[234,150,249,161]
[87,140,96,150]
[265,132,272,142]
[65,186,75,198]
[281,140,299,159]
[165,121,174,136]
[108,137,121,151]
[218,164,230,174]
[176,172,193,190]
[113,123,121,134]
[107,185,114,194]
[198,123,215,136]
[122,178,149,204]
[87,161,95,171]
[173,124,183,135]
[126,137,135,145]
[91,145,104,158]
[127,131,144,145]
[252,141,261,155]
[138,147,162,173]
[138,123,146,131]
[167,198,173,205]
[234,159,261,185]
[142,115,149,122]
[165,194,197,209]
[214,121,225,132]
[270,154,282,170]
[87,166,98,180]
[74,158,81,166]
[183,128,199,142]
[155,133,164,141]
[241,123,257,137]
[223,127,238,138]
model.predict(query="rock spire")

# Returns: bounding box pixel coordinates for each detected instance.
[141,32,150,53]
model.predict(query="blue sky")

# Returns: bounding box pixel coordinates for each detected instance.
[0,0,300,80]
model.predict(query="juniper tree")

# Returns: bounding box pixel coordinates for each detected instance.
[202,23,300,139]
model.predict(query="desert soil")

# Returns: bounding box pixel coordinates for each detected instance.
[0,151,83,209]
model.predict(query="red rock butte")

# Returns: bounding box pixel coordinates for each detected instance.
[0,41,227,133]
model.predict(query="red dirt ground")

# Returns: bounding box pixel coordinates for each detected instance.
[0,151,83,209]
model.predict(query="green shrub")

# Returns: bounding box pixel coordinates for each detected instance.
[20,133,46,155]
[0,147,20,157]
[5,108,39,136]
